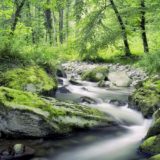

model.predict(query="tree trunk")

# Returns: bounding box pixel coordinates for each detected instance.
[140,0,149,53]
[44,0,53,45]
[11,0,26,34]
[109,0,131,56]
[53,12,58,46]
[59,9,64,44]
[65,0,70,42]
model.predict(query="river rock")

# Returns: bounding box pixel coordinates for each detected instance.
[108,71,132,87]
[58,86,71,93]
[98,80,111,88]
[0,87,117,138]
[56,65,67,78]
[79,96,97,104]
[69,77,82,86]
[81,66,109,82]
[108,99,127,107]
[13,144,25,154]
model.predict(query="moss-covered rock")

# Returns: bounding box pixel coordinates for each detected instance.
[147,118,160,138]
[0,66,57,95]
[129,77,160,118]
[81,66,109,82]
[140,135,160,156]
[148,154,160,160]
[0,87,117,138]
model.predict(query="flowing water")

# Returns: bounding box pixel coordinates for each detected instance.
[0,76,151,160]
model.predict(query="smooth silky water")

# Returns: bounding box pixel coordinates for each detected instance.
[0,77,152,160]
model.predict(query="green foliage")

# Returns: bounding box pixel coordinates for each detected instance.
[137,50,160,74]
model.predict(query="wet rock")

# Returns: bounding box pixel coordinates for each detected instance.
[79,96,97,104]
[13,144,25,155]
[98,80,111,88]
[0,145,34,160]
[56,65,67,78]
[58,86,70,93]
[108,71,132,87]
[69,77,82,86]
[108,99,127,107]
[57,78,63,85]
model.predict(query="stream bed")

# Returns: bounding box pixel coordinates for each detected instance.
[0,77,151,160]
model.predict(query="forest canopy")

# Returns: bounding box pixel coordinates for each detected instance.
[0,0,160,71]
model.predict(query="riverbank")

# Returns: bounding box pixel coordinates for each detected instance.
[0,61,159,160]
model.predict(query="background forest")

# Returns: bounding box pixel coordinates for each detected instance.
[0,0,160,73]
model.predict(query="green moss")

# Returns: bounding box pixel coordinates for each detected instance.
[0,87,114,134]
[81,66,109,82]
[154,110,160,121]
[0,66,57,94]
[149,154,160,160]
[129,77,160,117]
[140,135,160,156]
[147,118,160,138]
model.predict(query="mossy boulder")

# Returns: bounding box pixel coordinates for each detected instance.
[0,87,117,138]
[139,135,160,156]
[139,109,160,159]
[129,77,160,118]
[81,66,109,82]
[148,154,160,160]
[147,118,160,138]
[0,66,57,95]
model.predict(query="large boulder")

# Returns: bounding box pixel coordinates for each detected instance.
[148,154,160,160]
[0,66,57,96]
[139,103,160,159]
[129,77,160,118]
[139,135,160,156]
[81,66,109,82]
[0,87,117,138]
[108,71,132,87]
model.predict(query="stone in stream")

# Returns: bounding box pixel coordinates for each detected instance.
[108,99,127,107]
[0,87,118,138]
[0,144,35,160]
[98,80,111,88]
[69,76,82,86]
[56,65,67,78]
[13,144,25,155]
[58,85,71,93]
[108,71,132,87]
[81,66,109,82]
[79,96,98,104]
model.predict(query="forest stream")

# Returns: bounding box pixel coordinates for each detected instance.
[0,71,152,160]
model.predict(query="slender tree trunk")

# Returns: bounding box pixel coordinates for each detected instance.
[53,12,58,46]
[140,0,149,53]
[65,0,70,42]
[109,0,131,56]
[59,9,64,44]
[11,0,26,34]
[44,0,53,45]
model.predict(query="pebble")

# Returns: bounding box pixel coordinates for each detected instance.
[62,62,147,87]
